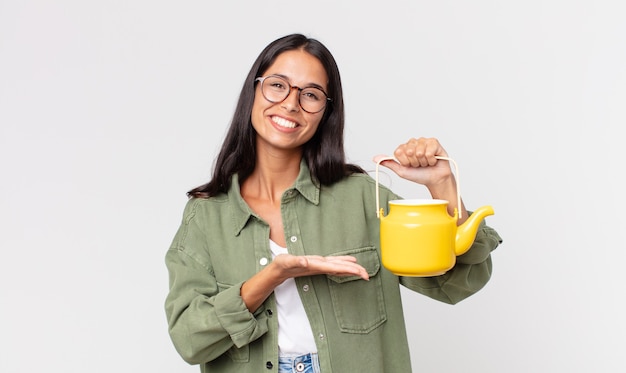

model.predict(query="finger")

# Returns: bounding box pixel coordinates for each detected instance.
[308,257,369,280]
[324,263,369,280]
[393,145,416,167]
[326,259,370,280]
[412,138,433,167]
[400,138,435,168]
[325,255,358,263]
[376,158,403,176]
[423,140,440,165]
[372,154,396,164]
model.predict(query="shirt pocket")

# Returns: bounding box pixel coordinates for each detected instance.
[326,246,387,334]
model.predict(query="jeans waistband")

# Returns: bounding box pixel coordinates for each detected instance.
[278,352,320,373]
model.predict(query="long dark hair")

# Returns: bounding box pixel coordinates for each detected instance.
[188,33,365,198]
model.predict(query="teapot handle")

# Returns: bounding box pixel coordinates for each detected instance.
[375,156,462,219]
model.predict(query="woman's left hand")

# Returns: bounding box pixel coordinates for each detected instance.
[373,137,468,221]
[373,137,452,188]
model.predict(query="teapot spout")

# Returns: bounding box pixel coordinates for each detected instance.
[455,205,495,256]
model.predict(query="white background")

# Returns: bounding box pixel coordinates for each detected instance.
[1,1,624,372]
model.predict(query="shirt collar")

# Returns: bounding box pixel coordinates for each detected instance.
[229,158,320,236]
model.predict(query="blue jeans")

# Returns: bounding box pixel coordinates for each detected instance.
[278,353,321,373]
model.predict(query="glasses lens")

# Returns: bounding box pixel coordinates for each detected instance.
[299,87,327,113]
[261,76,290,103]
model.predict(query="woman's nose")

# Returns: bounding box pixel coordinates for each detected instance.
[281,87,300,112]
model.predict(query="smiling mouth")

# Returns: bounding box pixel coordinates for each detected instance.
[272,116,297,129]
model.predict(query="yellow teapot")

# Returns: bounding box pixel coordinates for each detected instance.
[375,156,494,277]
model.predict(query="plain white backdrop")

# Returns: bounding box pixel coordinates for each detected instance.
[1,1,624,372]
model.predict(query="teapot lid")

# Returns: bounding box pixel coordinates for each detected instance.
[389,199,449,206]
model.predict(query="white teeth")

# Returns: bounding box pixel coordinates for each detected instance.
[272,116,297,128]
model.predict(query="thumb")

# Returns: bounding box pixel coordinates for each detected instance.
[373,155,400,172]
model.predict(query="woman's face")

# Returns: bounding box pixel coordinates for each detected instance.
[251,49,329,154]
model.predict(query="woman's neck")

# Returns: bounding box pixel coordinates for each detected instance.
[242,149,302,204]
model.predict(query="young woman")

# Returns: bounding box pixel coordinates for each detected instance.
[165,33,502,373]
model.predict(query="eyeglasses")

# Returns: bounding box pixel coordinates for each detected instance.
[255,75,331,114]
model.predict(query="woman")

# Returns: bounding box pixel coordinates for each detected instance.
[165,33,502,373]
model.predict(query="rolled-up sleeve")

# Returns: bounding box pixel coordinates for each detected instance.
[164,201,269,364]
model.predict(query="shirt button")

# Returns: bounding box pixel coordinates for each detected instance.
[259,257,268,266]
[266,309,273,316]
[266,361,273,369]
[302,284,309,292]
[319,333,325,340]
[290,236,297,243]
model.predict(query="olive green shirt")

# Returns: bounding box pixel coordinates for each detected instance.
[165,160,502,373]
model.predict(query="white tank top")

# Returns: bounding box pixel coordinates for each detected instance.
[269,240,318,354]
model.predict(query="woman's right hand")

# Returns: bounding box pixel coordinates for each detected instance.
[272,254,369,281]
[241,254,368,312]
